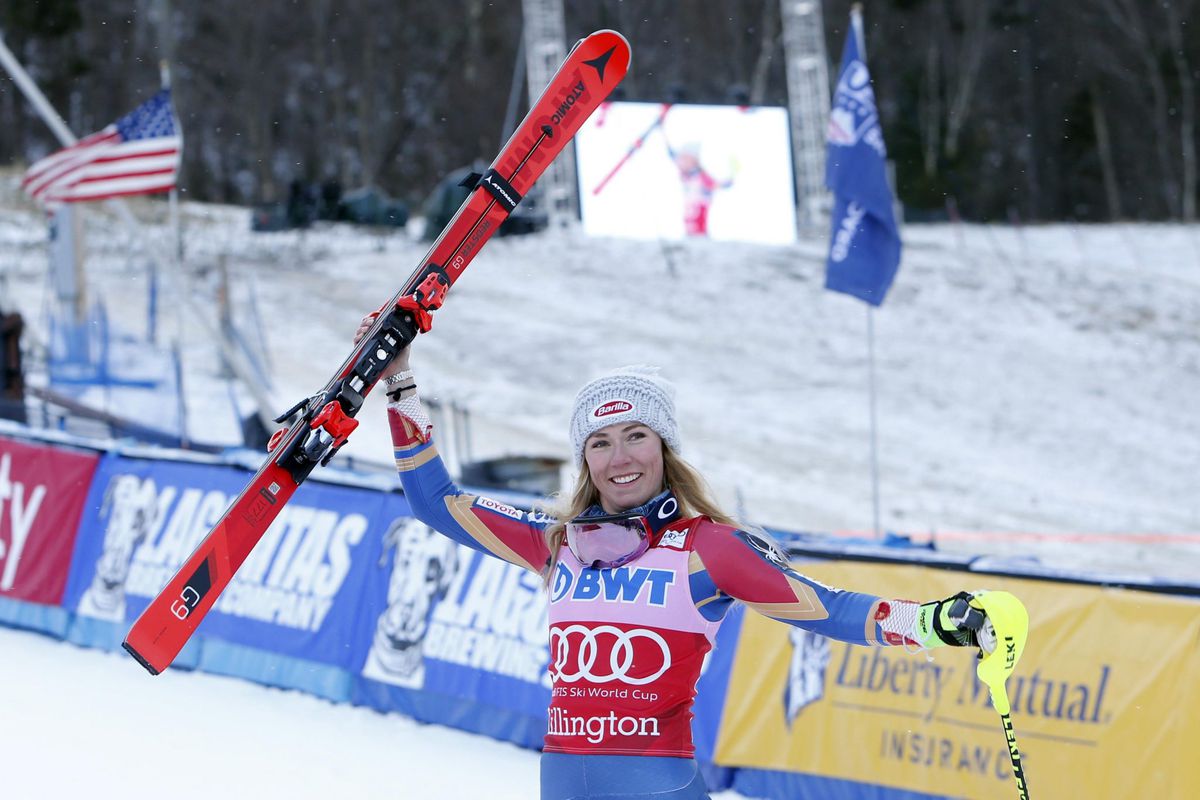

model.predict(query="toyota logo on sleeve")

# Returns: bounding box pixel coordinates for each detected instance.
[550,624,672,685]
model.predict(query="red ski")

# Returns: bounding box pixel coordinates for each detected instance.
[123,30,631,675]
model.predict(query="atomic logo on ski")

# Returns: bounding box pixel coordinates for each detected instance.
[585,46,618,82]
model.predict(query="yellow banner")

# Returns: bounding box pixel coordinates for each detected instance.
[714,562,1200,799]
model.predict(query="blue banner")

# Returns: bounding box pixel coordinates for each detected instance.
[62,453,401,670]
[825,16,902,306]
[354,537,554,748]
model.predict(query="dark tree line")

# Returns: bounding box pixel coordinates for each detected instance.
[1,0,1196,222]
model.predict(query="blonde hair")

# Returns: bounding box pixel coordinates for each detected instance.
[540,444,737,587]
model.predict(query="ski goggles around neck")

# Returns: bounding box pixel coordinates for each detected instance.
[565,512,653,569]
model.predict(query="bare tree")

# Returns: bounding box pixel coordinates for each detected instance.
[1090,82,1122,220]
[1015,0,1042,220]
[749,0,780,107]
[942,0,990,161]
[2,1,1195,221]
[1095,0,1182,218]
[1163,0,1197,221]
[919,31,941,178]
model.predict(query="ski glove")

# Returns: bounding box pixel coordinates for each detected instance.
[914,591,997,653]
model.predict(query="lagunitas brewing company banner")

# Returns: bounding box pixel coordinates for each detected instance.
[0,436,98,605]
[713,562,1200,800]
[62,453,397,669]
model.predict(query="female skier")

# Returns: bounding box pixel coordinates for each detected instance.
[356,318,1004,800]
[665,139,734,237]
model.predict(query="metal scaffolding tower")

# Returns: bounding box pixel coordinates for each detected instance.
[521,0,577,227]
[780,0,831,231]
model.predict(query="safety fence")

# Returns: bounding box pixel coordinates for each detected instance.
[0,428,1196,799]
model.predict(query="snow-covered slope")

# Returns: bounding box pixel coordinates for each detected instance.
[0,192,1196,580]
[1,189,1197,800]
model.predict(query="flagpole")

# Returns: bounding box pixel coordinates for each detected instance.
[155,2,182,272]
[159,60,180,347]
[0,31,91,330]
[0,32,78,147]
[850,3,883,540]
[851,3,866,54]
[866,304,881,539]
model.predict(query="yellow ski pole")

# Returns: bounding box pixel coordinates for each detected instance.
[970,591,1031,800]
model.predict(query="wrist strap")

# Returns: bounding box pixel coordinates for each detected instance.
[386,383,416,403]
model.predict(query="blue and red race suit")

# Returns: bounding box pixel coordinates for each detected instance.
[388,404,920,759]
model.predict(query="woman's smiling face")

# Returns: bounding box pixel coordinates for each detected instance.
[583,422,665,513]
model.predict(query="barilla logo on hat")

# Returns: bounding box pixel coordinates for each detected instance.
[594,400,633,418]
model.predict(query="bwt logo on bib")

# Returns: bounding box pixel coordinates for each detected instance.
[593,400,632,418]
[551,563,674,606]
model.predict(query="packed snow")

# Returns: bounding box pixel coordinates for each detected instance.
[0,624,751,799]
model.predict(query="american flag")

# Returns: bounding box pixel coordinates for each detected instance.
[22,89,182,205]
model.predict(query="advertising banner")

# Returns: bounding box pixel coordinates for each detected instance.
[62,453,402,670]
[0,436,98,605]
[355,528,553,748]
[714,561,1200,799]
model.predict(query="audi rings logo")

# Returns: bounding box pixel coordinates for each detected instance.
[550,625,672,686]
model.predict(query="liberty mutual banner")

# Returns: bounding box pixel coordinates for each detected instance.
[825,15,902,306]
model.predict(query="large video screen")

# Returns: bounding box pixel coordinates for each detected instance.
[575,101,797,244]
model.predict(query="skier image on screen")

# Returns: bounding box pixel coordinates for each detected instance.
[354,315,1012,800]
[664,138,734,237]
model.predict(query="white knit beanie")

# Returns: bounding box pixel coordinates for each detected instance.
[569,365,681,464]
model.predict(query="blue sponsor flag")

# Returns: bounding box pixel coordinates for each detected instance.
[824,14,902,306]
